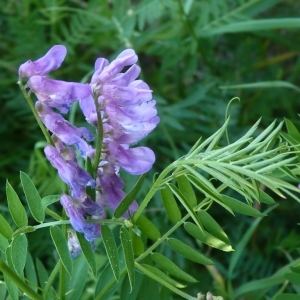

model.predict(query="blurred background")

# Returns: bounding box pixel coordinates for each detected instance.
[1,0,300,298]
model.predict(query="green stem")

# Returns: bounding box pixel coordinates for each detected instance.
[18,81,53,145]
[0,258,43,300]
[59,211,68,300]
[34,220,70,230]
[92,92,104,174]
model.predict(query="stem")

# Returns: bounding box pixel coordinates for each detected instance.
[34,220,70,230]
[0,258,43,300]
[59,210,68,300]
[18,81,53,145]
[92,91,104,173]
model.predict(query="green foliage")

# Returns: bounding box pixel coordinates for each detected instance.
[1,0,300,299]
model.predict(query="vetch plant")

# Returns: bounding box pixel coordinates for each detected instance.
[1,45,300,299]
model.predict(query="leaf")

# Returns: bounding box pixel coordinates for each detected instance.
[167,238,213,265]
[151,253,198,283]
[285,118,300,142]
[176,175,197,207]
[0,214,13,240]
[50,226,73,276]
[160,185,182,223]
[24,253,38,292]
[41,195,60,209]
[120,226,135,292]
[114,174,146,218]
[132,231,144,256]
[20,171,45,223]
[6,180,28,228]
[0,234,9,253]
[101,225,119,281]
[184,222,233,252]
[167,183,204,232]
[198,210,231,245]
[35,258,48,291]
[221,195,266,217]
[258,189,276,204]
[274,294,300,300]
[3,274,18,300]
[138,264,186,288]
[11,234,28,276]
[77,232,97,276]
[134,214,161,240]
[66,255,89,300]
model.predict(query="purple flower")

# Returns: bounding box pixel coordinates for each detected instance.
[18,45,67,79]
[67,229,82,259]
[61,194,101,242]
[44,145,95,197]
[36,102,94,158]
[27,76,92,113]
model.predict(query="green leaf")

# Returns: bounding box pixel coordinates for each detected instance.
[4,274,18,300]
[41,195,60,210]
[77,232,97,276]
[221,195,266,217]
[20,171,45,223]
[66,255,89,300]
[138,264,186,288]
[160,185,182,223]
[258,189,276,204]
[184,222,233,252]
[120,226,135,292]
[13,226,36,238]
[6,180,28,228]
[167,238,213,265]
[132,231,144,256]
[274,295,300,300]
[134,214,161,240]
[11,234,28,276]
[0,214,13,240]
[285,118,300,142]
[151,253,198,283]
[101,225,119,281]
[50,226,73,276]
[176,175,197,207]
[168,183,204,232]
[0,282,6,300]
[24,253,38,292]
[0,234,9,253]
[114,174,146,218]
[198,210,231,245]
[35,258,48,291]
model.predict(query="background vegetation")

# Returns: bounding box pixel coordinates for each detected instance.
[1,0,300,298]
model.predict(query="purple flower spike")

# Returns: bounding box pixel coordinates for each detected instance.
[61,194,100,242]
[18,45,67,79]
[27,76,92,113]
[44,145,95,197]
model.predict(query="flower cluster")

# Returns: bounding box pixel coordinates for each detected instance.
[19,45,159,257]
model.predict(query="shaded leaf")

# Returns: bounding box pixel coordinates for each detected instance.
[77,232,97,276]
[176,175,197,207]
[160,185,182,223]
[151,252,198,283]
[41,195,60,209]
[134,214,161,240]
[0,214,13,240]
[167,238,213,265]
[114,174,145,218]
[101,225,119,281]
[50,226,73,275]
[120,227,135,292]
[24,253,38,292]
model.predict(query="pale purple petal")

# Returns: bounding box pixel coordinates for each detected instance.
[27,76,92,113]
[19,45,67,78]
[98,49,138,83]
[79,95,98,125]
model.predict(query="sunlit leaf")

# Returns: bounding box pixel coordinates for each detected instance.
[134,214,161,240]
[20,171,45,223]
[176,175,197,207]
[6,180,28,228]
[11,234,28,276]
[0,214,13,240]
